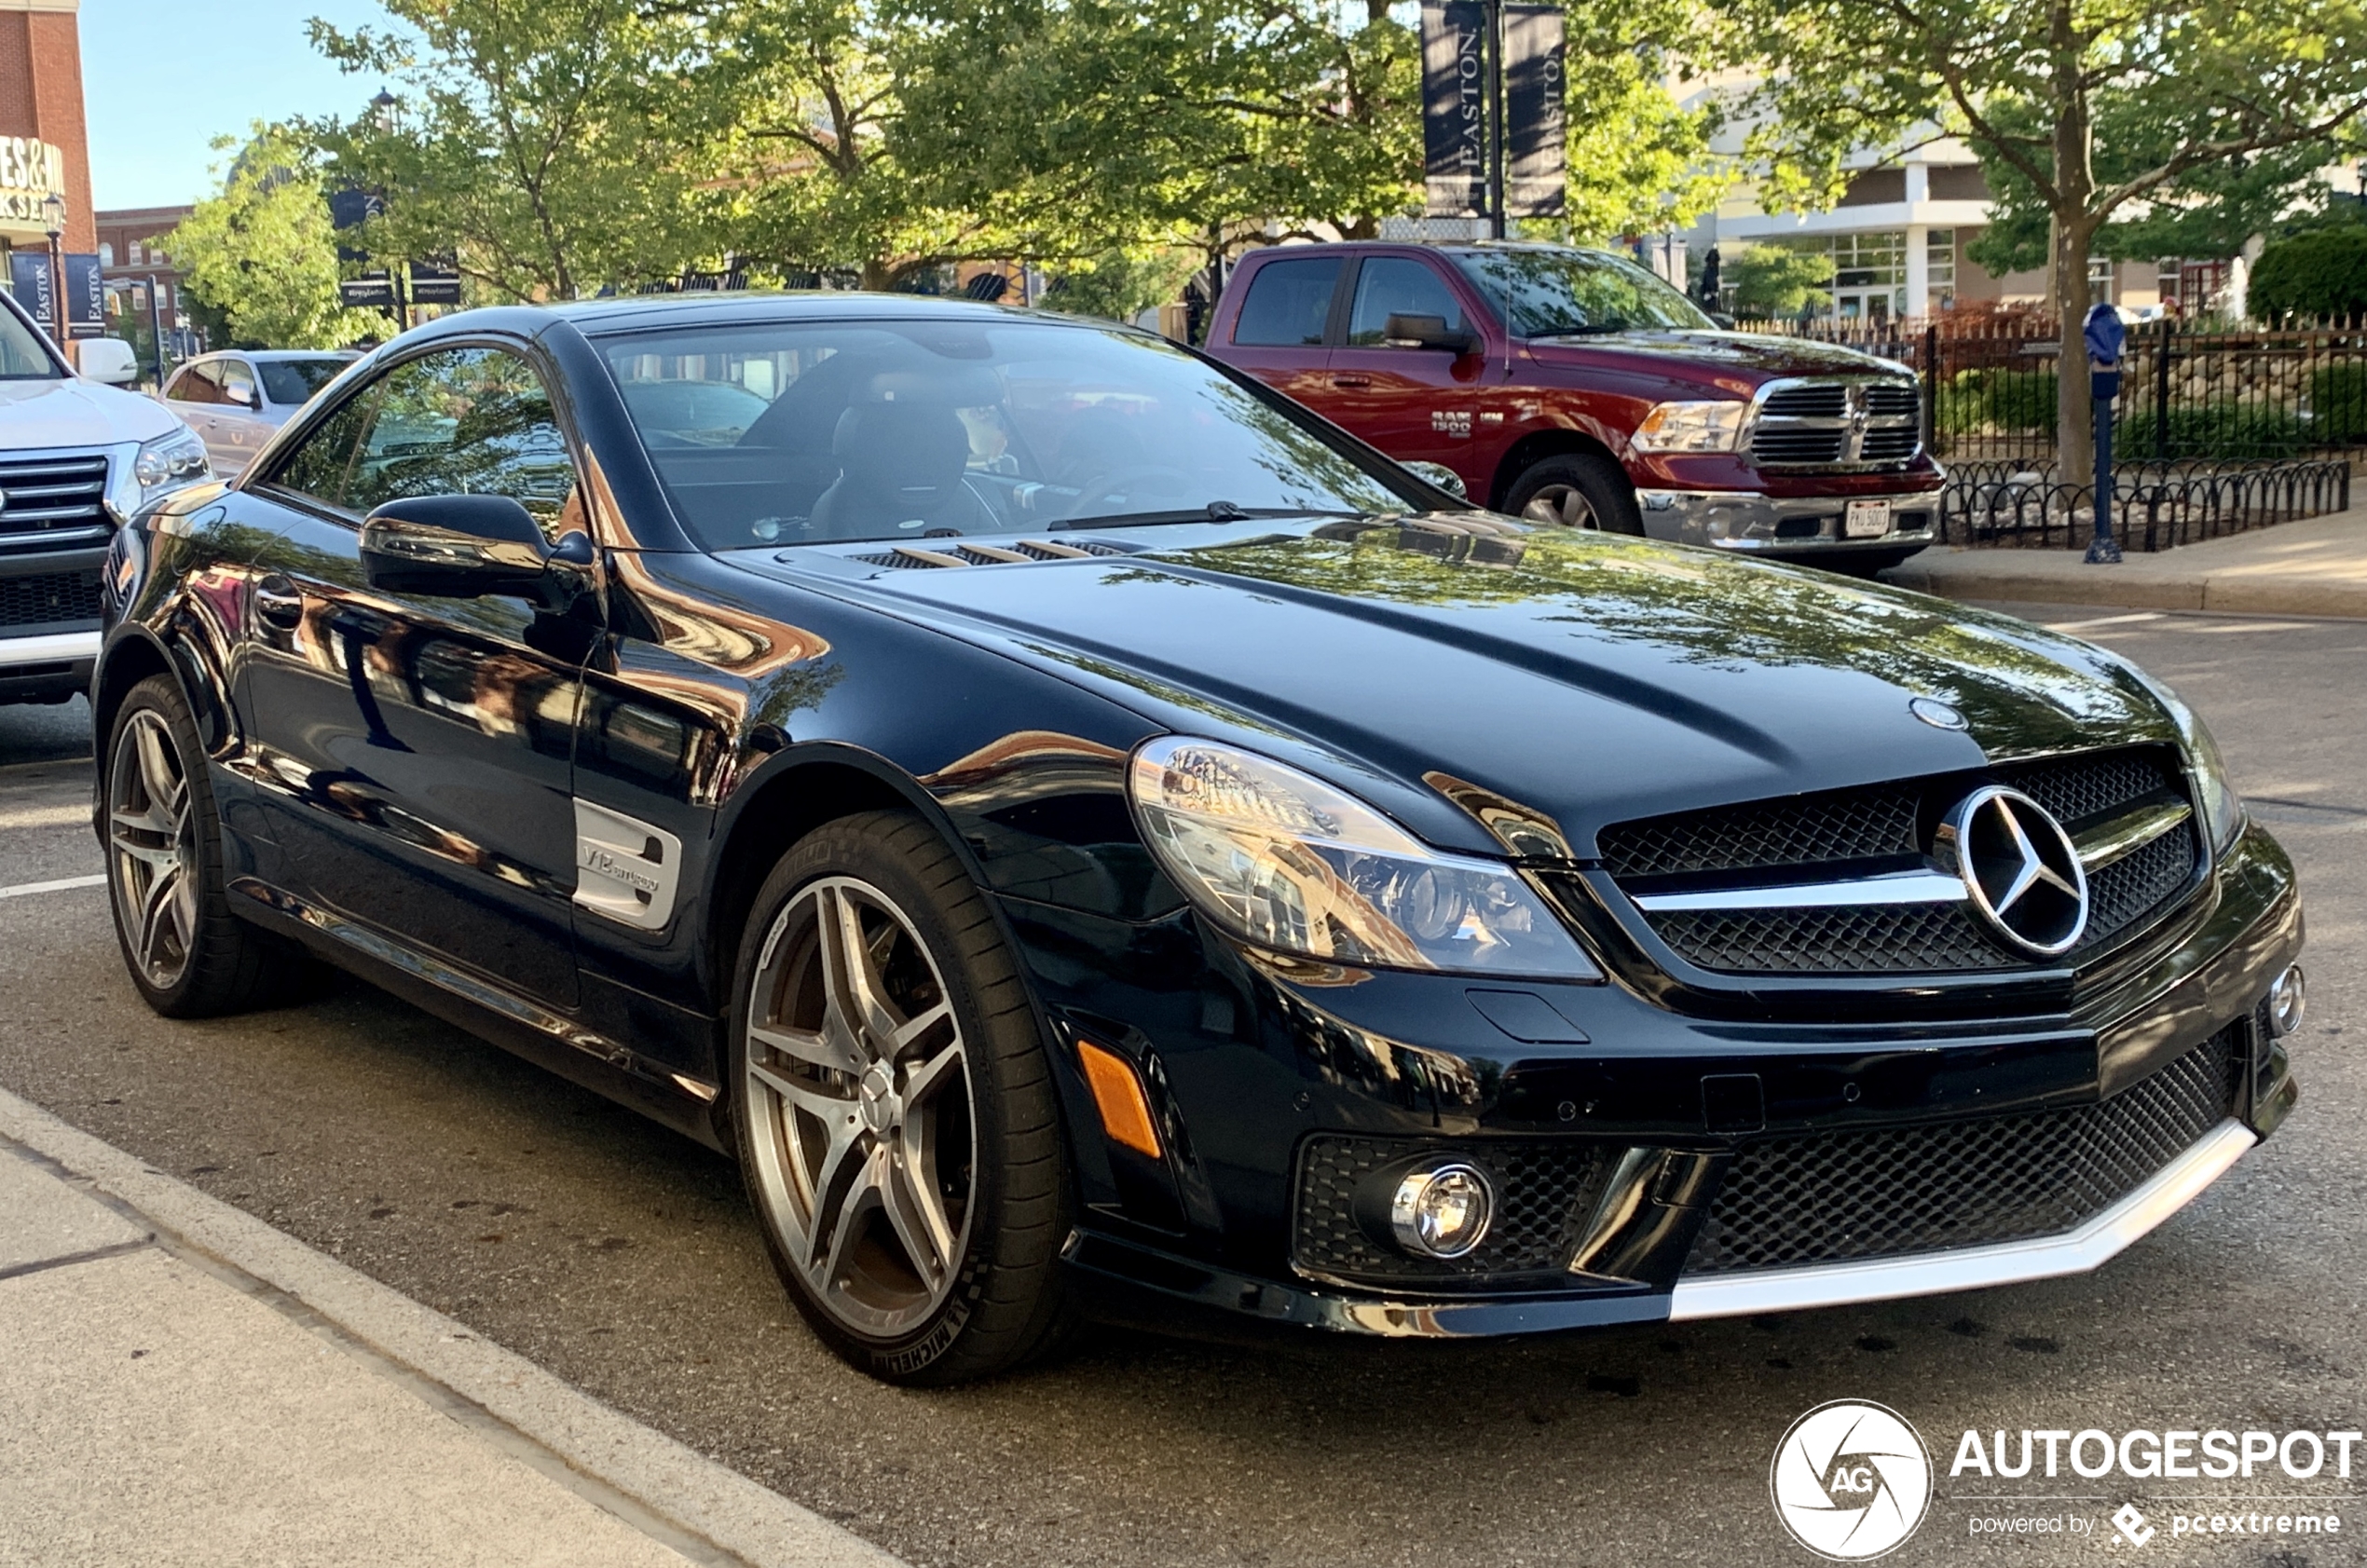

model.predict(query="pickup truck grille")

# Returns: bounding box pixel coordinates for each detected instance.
[0,452,112,553]
[1748,378,1921,470]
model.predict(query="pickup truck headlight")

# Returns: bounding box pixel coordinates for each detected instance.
[130,427,211,507]
[1128,737,1602,979]
[1631,400,1747,454]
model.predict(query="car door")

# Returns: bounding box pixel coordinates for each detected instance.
[210,358,273,477]
[1323,253,1482,485]
[237,342,595,1007]
[1217,253,1346,411]
[162,361,231,468]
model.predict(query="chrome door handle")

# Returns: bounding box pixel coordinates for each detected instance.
[253,575,305,629]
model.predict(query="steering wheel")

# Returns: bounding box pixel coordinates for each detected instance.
[1064,466,1197,520]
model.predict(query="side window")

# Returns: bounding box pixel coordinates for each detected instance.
[1346,258,1468,347]
[1230,257,1342,348]
[218,360,257,409]
[167,361,221,405]
[346,347,578,541]
[268,387,379,511]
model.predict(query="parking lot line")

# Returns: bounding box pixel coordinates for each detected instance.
[0,875,104,900]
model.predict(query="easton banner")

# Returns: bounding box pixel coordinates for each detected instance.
[1503,3,1567,217]
[1421,0,1488,216]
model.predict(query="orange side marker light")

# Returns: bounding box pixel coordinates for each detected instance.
[1076,1040,1162,1159]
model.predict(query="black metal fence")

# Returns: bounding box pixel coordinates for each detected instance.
[1939,457,2353,552]
[1735,318,2367,466]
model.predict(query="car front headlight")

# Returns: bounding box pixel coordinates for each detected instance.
[1128,737,1601,979]
[130,426,211,506]
[1631,400,1747,454]
[2129,667,2244,854]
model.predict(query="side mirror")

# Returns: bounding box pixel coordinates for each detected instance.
[1401,460,1468,501]
[77,337,140,386]
[237,385,263,411]
[1710,312,1737,331]
[1384,312,1479,354]
[361,495,559,600]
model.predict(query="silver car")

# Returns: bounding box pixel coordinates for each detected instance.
[160,349,359,476]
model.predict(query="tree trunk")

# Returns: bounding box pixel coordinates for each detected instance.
[2048,0,2096,487]
[860,258,895,292]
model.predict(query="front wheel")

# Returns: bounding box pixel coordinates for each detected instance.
[728,811,1073,1384]
[1503,453,1644,534]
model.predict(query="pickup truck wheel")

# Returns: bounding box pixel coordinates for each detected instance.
[1506,454,1644,534]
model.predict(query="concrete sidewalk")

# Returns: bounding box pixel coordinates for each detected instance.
[0,1089,901,1568]
[1880,499,2367,618]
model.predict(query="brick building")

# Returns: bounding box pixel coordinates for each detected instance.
[0,0,93,260]
[95,203,195,353]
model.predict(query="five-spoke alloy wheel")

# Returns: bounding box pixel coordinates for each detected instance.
[731,811,1072,1384]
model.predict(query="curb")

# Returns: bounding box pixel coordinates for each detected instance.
[1881,561,2367,620]
[0,1085,903,1568]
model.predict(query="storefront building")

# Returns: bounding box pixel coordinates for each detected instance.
[0,0,95,334]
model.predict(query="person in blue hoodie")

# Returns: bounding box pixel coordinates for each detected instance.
[2085,301,2126,564]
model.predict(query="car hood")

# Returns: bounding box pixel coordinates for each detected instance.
[746,522,2177,858]
[1526,331,1909,381]
[0,376,179,447]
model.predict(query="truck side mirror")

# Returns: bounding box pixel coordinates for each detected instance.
[1384,313,1479,355]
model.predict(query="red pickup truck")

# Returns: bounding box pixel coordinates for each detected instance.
[1204,240,1944,570]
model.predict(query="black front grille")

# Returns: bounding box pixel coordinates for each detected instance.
[1684,1026,2241,1275]
[1762,385,1848,418]
[1752,429,1849,465]
[1293,1136,1609,1284]
[1654,902,2007,975]
[1601,746,2200,975]
[0,453,110,551]
[0,569,102,630]
[1859,427,1922,461]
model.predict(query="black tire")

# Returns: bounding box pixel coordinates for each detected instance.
[103,674,310,1017]
[727,810,1074,1385]
[1503,452,1644,534]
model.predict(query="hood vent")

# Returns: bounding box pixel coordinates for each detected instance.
[855,539,1138,569]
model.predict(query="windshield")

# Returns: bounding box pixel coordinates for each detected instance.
[1452,247,1715,338]
[0,296,61,378]
[259,358,349,405]
[598,317,1429,552]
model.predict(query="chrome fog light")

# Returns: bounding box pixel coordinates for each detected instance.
[1390,1163,1494,1259]
[2268,965,2306,1038]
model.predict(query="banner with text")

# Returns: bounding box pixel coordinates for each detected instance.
[1421,0,1488,217]
[1503,4,1567,217]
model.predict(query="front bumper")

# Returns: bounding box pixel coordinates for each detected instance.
[1634,485,1940,554]
[1031,822,2301,1340]
[0,543,106,702]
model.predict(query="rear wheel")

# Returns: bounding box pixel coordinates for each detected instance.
[104,675,305,1017]
[729,811,1073,1384]
[1504,453,1643,534]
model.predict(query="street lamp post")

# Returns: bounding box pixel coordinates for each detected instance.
[40,191,66,348]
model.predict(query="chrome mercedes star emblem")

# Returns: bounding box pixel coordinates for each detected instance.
[1938,785,2089,956]
[1909,697,1965,730]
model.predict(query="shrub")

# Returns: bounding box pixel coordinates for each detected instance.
[2250,229,2367,323]
[1938,367,2058,434]
[1724,244,1834,320]
[2116,405,2310,461]
[2308,362,2367,446]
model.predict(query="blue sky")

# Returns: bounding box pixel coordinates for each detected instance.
[83,0,402,210]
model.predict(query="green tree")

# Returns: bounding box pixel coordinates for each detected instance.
[2250,226,2367,321]
[1552,0,1731,243]
[1721,242,1834,319]
[1736,0,2367,481]
[305,0,718,301]
[167,126,378,348]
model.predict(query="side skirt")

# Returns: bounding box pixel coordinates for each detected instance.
[227,878,728,1152]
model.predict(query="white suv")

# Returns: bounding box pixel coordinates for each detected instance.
[0,288,211,707]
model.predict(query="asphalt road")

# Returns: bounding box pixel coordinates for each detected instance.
[4,608,2362,1568]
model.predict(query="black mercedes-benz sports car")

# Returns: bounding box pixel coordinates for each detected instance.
[96,294,2303,1384]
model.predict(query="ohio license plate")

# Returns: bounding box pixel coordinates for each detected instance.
[1844,499,1894,539]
